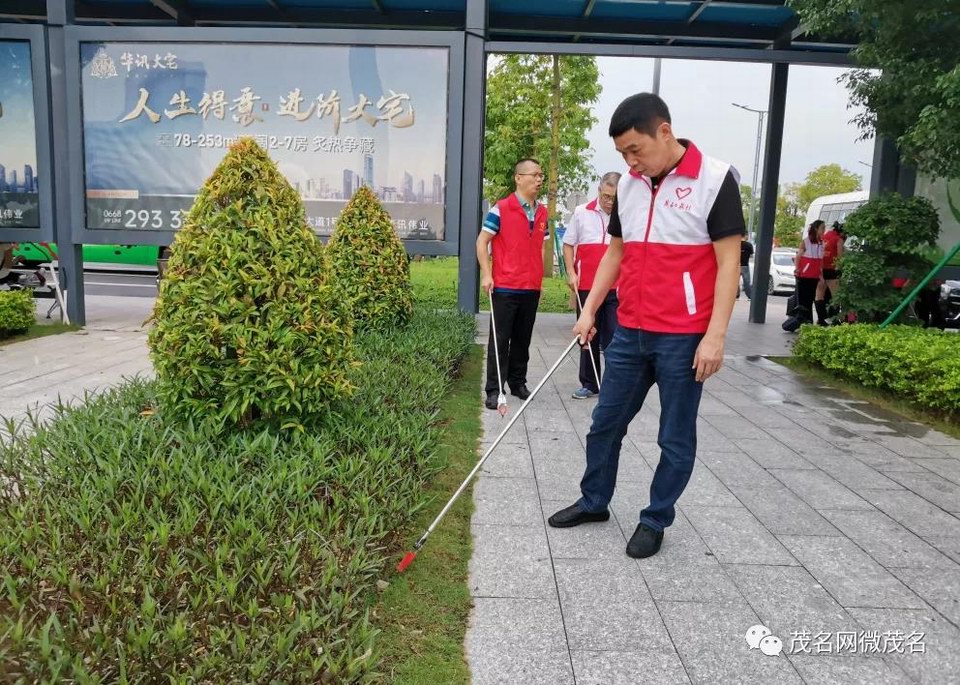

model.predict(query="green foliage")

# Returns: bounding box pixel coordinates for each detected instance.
[148,138,353,429]
[484,55,600,206]
[0,290,35,337]
[0,310,475,683]
[836,194,941,321]
[789,0,960,179]
[327,185,413,332]
[409,257,572,313]
[794,324,960,417]
[795,164,862,209]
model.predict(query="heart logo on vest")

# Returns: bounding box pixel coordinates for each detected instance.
[676,187,692,199]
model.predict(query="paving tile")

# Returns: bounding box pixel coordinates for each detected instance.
[696,450,780,488]
[469,524,554,599]
[849,608,960,684]
[725,563,863,638]
[706,416,771,441]
[466,597,568,652]
[883,471,960,515]
[859,489,960,539]
[728,483,841,536]
[683,505,797,566]
[472,476,543,526]
[798,453,904,493]
[478,440,534,478]
[916,458,960,486]
[676,465,742,508]
[658,601,803,684]
[554,558,673,652]
[922,535,960,565]
[889,567,960,627]
[641,558,746,605]
[873,434,951,459]
[788,655,912,684]
[769,468,873,511]
[732,438,816,470]
[821,509,958,570]
[571,650,690,685]
[778,536,925,610]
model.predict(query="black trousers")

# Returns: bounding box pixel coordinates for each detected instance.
[486,290,540,394]
[576,290,619,393]
[797,277,819,323]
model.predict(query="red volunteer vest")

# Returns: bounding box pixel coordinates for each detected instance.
[796,237,823,279]
[615,141,727,334]
[491,194,547,291]
[573,199,618,292]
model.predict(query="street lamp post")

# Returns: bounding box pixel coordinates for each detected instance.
[733,103,767,243]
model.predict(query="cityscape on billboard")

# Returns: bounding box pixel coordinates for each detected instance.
[80,42,449,240]
[0,40,41,228]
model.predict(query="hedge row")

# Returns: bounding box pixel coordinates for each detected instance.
[793,324,960,416]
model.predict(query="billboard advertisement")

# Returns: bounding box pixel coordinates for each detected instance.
[79,42,449,240]
[0,40,40,229]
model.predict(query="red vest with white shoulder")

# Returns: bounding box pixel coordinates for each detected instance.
[571,199,618,291]
[492,193,548,291]
[616,141,730,334]
[796,236,824,279]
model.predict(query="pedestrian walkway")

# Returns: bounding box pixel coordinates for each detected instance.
[0,296,153,424]
[467,306,960,684]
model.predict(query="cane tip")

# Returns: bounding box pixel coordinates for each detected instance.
[397,551,416,573]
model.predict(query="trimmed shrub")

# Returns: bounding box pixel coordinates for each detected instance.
[0,289,35,337]
[794,324,960,416]
[327,186,413,332]
[837,194,940,322]
[148,138,353,428]
[0,310,475,683]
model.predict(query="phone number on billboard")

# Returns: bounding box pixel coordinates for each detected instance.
[100,208,186,229]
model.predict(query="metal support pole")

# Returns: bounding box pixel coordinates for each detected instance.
[652,57,662,94]
[748,63,788,324]
[46,0,85,325]
[457,0,487,313]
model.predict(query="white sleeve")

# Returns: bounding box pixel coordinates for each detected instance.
[562,209,581,246]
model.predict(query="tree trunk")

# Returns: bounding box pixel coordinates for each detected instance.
[544,54,562,275]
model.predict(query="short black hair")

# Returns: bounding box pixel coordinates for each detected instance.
[608,93,671,138]
[514,158,541,175]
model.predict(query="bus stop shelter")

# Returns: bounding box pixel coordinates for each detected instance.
[2,0,883,326]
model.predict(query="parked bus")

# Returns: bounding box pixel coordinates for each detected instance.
[12,243,164,271]
[803,190,869,229]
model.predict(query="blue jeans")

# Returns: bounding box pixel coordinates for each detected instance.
[576,326,704,532]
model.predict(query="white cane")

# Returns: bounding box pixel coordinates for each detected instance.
[574,282,602,392]
[487,289,508,416]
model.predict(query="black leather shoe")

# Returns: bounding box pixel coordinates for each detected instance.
[548,503,610,528]
[485,391,499,410]
[511,384,531,400]
[626,523,664,559]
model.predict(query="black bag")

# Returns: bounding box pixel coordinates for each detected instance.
[782,305,811,332]
[786,293,798,318]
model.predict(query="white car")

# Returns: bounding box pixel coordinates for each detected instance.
[766,250,797,295]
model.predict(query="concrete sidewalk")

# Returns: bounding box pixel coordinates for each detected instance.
[467,303,960,684]
[0,296,154,424]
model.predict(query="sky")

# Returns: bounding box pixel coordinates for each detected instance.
[586,57,875,191]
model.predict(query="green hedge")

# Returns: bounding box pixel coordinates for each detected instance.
[793,324,960,416]
[0,309,474,683]
[0,290,35,337]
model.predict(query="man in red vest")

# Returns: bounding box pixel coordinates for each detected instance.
[562,172,621,399]
[548,94,744,559]
[476,158,548,411]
